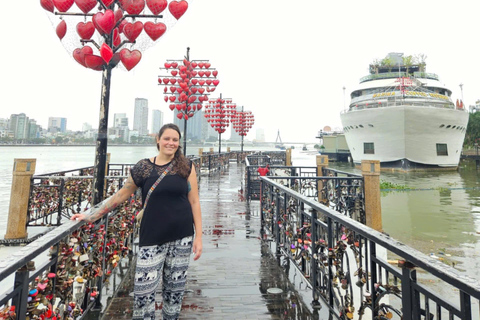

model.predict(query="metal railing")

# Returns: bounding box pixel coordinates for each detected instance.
[260,176,480,319]
[0,194,141,319]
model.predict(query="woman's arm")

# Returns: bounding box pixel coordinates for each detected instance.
[188,163,202,261]
[71,176,138,223]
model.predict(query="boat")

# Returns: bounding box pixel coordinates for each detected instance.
[340,52,469,171]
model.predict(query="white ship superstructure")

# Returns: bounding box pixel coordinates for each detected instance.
[340,53,469,170]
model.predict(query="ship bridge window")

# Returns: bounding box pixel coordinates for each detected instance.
[364,142,375,154]
[436,143,448,156]
[359,125,364,128]
[446,125,451,128]
[439,124,445,128]
[368,124,374,127]
[452,125,456,129]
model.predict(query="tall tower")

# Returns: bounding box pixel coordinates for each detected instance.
[133,98,148,136]
[151,109,163,134]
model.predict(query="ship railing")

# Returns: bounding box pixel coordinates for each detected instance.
[344,100,457,113]
[260,176,480,320]
[0,192,141,320]
[360,72,439,83]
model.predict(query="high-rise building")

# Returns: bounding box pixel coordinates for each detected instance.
[173,110,204,143]
[9,113,29,139]
[82,123,93,132]
[114,113,129,128]
[256,128,265,142]
[48,117,67,133]
[151,109,163,134]
[133,98,148,136]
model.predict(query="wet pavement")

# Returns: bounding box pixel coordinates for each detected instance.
[100,162,325,320]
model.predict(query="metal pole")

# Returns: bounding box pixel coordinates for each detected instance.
[92,65,112,205]
[183,117,187,155]
[218,132,222,154]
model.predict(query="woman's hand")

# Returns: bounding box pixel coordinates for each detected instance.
[192,236,202,261]
[70,213,88,221]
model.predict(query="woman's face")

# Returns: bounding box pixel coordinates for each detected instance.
[157,128,180,157]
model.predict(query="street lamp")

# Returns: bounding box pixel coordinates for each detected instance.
[158,47,219,155]
[231,106,254,154]
[40,0,191,205]
[204,94,236,153]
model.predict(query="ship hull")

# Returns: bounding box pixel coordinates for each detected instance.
[340,105,469,170]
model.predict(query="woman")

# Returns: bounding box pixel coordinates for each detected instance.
[71,123,202,319]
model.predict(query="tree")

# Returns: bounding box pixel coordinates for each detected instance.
[464,112,480,148]
[402,55,414,75]
[381,56,395,72]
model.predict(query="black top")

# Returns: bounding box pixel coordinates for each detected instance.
[130,158,194,247]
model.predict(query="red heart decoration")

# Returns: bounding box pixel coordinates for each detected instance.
[73,46,93,67]
[205,63,211,68]
[168,0,188,19]
[169,79,176,84]
[162,78,169,84]
[76,21,95,39]
[212,70,218,77]
[177,113,183,119]
[191,79,198,85]
[146,0,167,14]
[213,80,220,86]
[144,22,166,41]
[100,43,113,63]
[110,52,121,67]
[84,54,106,71]
[53,0,74,12]
[101,0,115,6]
[169,105,175,111]
[74,0,97,13]
[169,86,176,93]
[56,20,67,39]
[113,28,121,46]
[40,0,54,12]
[114,8,124,24]
[123,21,143,42]
[164,96,168,102]
[93,9,115,34]
[123,0,145,15]
[120,49,142,71]
[171,70,178,76]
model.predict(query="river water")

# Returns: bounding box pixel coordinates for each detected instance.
[1,145,479,282]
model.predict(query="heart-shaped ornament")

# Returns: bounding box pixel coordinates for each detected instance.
[40,0,55,12]
[113,28,121,46]
[123,21,144,42]
[74,0,97,13]
[76,21,95,39]
[146,0,167,15]
[123,0,146,15]
[120,49,142,71]
[56,20,67,39]
[52,0,74,12]
[85,54,106,71]
[93,9,115,34]
[73,46,93,67]
[168,0,188,19]
[101,0,115,7]
[100,43,113,63]
[144,22,166,41]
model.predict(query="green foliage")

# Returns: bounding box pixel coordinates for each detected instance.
[380,180,411,190]
[464,112,480,148]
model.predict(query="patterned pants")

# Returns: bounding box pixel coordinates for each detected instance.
[133,236,193,320]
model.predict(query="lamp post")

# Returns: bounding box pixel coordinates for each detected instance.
[204,94,236,153]
[231,106,254,154]
[158,47,219,155]
[40,0,191,205]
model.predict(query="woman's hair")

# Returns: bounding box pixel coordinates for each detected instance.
[157,123,191,178]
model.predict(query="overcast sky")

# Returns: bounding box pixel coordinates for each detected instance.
[1,1,479,143]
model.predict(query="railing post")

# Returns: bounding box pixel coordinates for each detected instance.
[286,148,292,166]
[310,209,321,308]
[198,148,203,169]
[5,159,36,240]
[103,152,111,199]
[12,267,30,317]
[316,155,329,203]
[361,160,382,231]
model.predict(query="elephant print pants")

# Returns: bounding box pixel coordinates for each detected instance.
[133,236,193,320]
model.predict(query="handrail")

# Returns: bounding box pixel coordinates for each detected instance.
[260,176,480,319]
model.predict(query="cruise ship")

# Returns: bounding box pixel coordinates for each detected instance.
[340,53,469,171]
